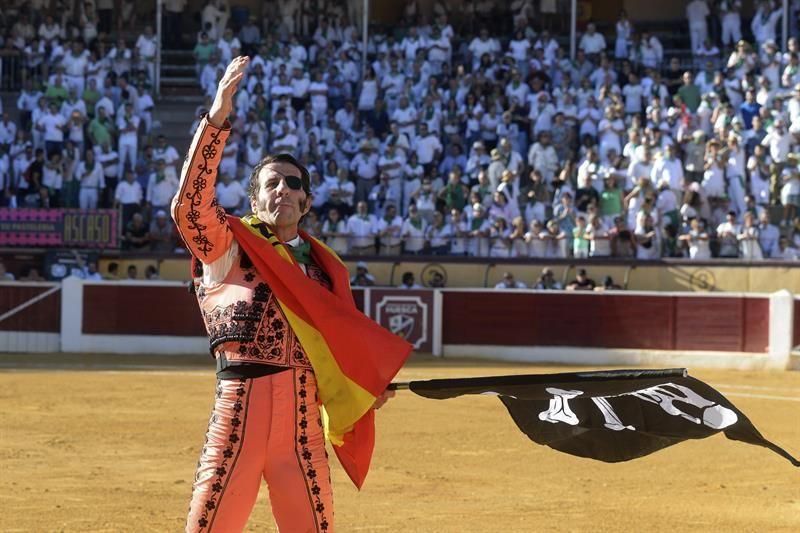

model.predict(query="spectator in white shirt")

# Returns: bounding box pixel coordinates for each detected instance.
[216,172,247,214]
[679,218,712,259]
[135,26,158,84]
[579,23,606,59]
[737,211,763,260]
[146,159,178,214]
[38,102,66,157]
[756,210,780,257]
[622,72,644,115]
[289,65,310,113]
[346,200,377,255]
[398,271,423,289]
[325,168,356,216]
[0,113,18,148]
[527,131,559,183]
[751,1,783,49]
[38,15,63,46]
[468,28,500,70]
[321,207,350,255]
[686,0,710,53]
[651,144,685,194]
[413,123,443,172]
[76,148,105,209]
[216,27,241,64]
[153,135,180,167]
[115,169,143,227]
[307,70,329,121]
[349,142,379,203]
[116,102,140,175]
[780,169,800,227]
[61,41,89,95]
[391,96,417,142]
[376,203,404,255]
[402,203,428,254]
[350,261,376,286]
[495,271,527,289]
[716,211,741,257]
[760,119,791,163]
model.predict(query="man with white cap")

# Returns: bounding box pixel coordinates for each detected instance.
[350,261,376,286]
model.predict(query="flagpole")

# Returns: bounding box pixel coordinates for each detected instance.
[388,368,688,392]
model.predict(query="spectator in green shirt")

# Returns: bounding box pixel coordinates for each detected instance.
[438,170,470,211]
[89,107,115,147]
[572,215,590,258]
[81,78,102,119]
[599,174,624,227]
[44,74,70,106]
[193,32,216,75]
[677,71,701,113]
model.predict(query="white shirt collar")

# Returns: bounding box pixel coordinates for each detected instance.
[285,235,304,247]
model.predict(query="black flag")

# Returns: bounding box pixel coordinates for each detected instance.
[396,369,799,467]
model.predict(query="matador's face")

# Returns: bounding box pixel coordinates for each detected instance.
[251,162,311,233]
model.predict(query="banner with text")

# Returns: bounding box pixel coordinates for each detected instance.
[0,208,120,248]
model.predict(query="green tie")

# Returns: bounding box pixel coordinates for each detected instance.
[288,241,312,265]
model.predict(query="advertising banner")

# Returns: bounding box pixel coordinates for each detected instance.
[0,208,120,248]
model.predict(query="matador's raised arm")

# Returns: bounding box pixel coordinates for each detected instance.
[171,56,250,264]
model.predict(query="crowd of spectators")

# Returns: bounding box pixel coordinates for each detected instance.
[0,1,182,252]
[1,1,800,262]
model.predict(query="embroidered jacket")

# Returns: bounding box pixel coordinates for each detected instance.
[172,116,326,367]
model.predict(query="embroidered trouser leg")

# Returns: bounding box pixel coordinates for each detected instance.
[186,369,333,533]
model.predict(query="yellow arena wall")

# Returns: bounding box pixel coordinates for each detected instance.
[101,258,800,294]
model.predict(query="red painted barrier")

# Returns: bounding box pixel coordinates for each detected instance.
[69,284,776,356]
[81,285,368,337]
[82,285,205,336]
[442,292,769,353]
[0,284,60,332]
[794,299,800,348]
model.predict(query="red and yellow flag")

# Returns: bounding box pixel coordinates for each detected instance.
[228,215,412,488]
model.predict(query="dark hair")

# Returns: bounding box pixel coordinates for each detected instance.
[247,153,311,204]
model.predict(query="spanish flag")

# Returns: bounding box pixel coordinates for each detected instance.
[228,215,412,488]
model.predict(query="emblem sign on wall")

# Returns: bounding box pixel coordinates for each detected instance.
[373,290,433,352]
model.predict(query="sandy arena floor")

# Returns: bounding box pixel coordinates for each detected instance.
[0,354,798,532]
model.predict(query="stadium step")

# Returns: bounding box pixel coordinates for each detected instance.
[159,76,198,88]
[157,95,205,106]
[162,49,196,64]
[162,64,197,76]
[159,49,200,93]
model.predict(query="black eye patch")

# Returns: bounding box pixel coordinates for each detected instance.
[265,175,303,190]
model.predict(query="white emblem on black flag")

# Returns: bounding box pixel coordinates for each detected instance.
[400,369,799,467]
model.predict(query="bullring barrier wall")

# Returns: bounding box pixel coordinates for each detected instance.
[0,279,795,370]
[97,257,800,294]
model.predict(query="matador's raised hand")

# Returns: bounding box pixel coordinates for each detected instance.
[208,55,249,128]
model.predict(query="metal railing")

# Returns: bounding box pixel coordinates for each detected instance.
[0,51,23,92]
[297,234,796,262]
